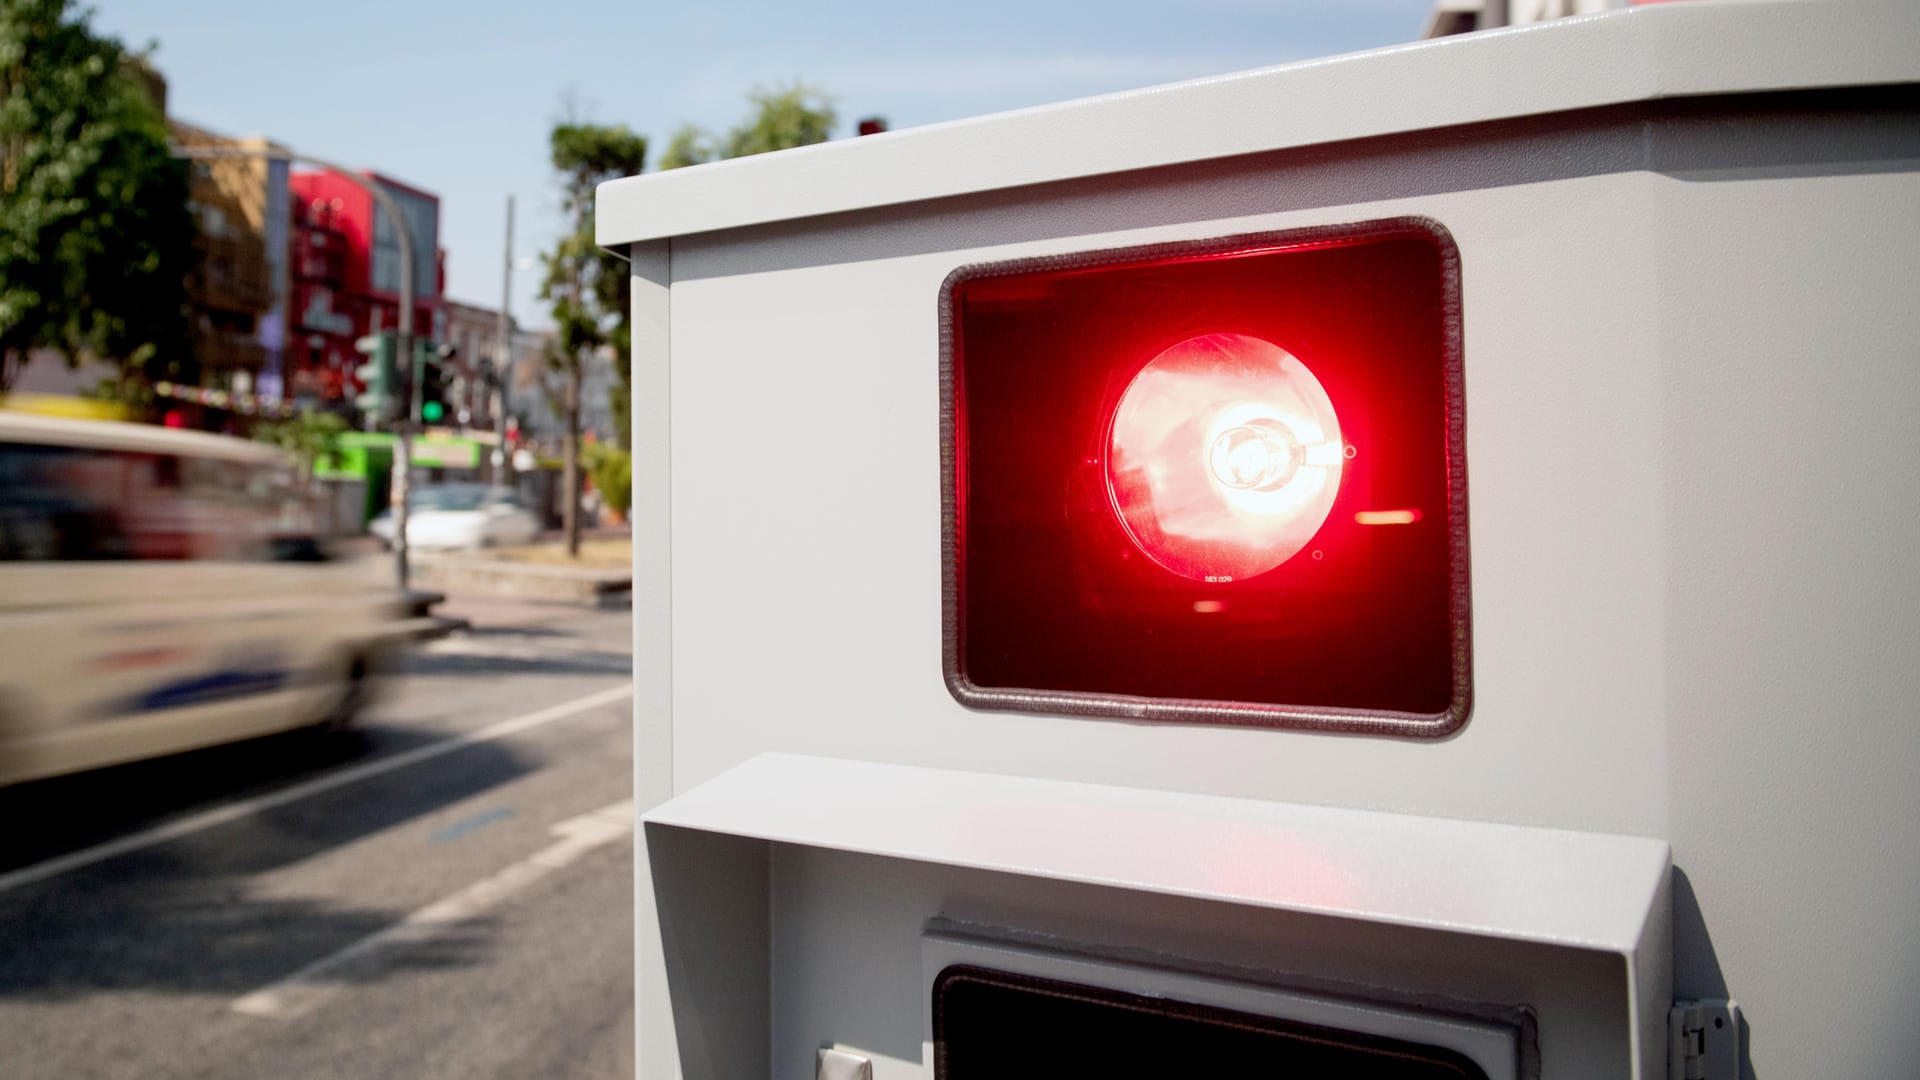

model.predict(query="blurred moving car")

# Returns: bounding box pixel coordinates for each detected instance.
[0,412,414,787]
[368,483,540,551]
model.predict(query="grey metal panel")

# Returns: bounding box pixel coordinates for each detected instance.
[644,824,769,1080]
[1652,156,1920,1079]
[596,0,1920,246]
[629,240,678,1080]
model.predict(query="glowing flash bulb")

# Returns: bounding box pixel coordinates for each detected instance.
[1106,332,1343,582]
[1209,419,1302,491]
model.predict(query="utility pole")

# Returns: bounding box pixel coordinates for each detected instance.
[495,194,515,489]
[170,143,417,590]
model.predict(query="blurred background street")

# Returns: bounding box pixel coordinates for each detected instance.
[0,2,1444,1076]
[0,590,634,1080]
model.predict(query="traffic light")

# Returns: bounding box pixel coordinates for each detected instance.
[417,341,456,425]
[354,331,397,422]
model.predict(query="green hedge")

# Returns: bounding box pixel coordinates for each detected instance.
[585,444,632,515]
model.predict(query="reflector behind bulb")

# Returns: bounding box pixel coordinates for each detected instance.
[1106,333,1343,582]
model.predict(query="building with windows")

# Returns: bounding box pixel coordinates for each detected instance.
[1422,0,1624,37]
[167,121,293,401]
[439,298,511,428]
[438,303,621,448]
[11,63,446,421]
[286,194,357,401]
[286,170,446,408]
[11,113,293,414]
[509,336,619,450]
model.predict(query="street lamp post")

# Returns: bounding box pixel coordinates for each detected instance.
[171,143,419,590]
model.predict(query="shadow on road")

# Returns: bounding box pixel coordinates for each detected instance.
[456,624,573,640]
[0,886,501,1000]
[0,718,513,874]
[403,649,631,679]
[0,724,539,1000]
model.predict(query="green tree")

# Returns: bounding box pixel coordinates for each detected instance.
[583,442,631,519]
[0,0,193,392]
[538,85,830,554]
[723,84,836,158]
[658,83,837,171]
[657,123,712,170]
[540,121,646,557]
[254,409,348,491]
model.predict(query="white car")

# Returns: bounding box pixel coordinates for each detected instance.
[370,483,541,551]
[0,412,411,787]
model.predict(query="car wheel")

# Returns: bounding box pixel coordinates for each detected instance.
[317,655,370,733]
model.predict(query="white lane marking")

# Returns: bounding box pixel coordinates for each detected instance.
[0,683,635,896]
[232,799,635,1020]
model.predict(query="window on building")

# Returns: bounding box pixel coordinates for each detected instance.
[370,183,438,301]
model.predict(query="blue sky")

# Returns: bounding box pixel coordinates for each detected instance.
[91,1,1433,327]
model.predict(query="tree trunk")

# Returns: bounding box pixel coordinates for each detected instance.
[563,365,582,557]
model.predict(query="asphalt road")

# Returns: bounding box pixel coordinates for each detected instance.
[0,598,635,1080]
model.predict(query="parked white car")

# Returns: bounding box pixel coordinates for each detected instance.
[369,483,541,551]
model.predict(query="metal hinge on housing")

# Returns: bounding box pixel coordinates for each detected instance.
[1668,999,1741,1080]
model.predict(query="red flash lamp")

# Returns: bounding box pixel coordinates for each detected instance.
[1108,332,1344,582]
[942,219,1470,736]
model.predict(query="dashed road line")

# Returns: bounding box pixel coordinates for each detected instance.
[0,683,634,896]
[232,799,635,1020]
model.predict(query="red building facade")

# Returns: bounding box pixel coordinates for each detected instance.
[286,171,446,403]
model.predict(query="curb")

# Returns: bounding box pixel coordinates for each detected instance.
[382,614,472,643]
[408,556,632,607]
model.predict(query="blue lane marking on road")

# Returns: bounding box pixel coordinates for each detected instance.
[430,806,517,843]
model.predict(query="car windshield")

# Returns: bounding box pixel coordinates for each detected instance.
[412,484,490,512]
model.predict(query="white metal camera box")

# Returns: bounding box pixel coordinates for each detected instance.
[598,2,1920,1076]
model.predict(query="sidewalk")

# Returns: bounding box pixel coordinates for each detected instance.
[331,527,632,608]
[408,537,632,608]
[432,592,615,631]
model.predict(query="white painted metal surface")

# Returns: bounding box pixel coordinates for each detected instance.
[647,753,1670,1076]
[598,0,1920,245]
[645,753,1669,956]
[648,799,1660,1079]
[612,1,1920,1076]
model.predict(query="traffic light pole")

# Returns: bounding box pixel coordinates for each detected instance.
[495,194,515,488]
[410,340,426,424]
[171,142,418,591]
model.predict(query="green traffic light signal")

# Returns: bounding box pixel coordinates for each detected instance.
[416,339,451,425]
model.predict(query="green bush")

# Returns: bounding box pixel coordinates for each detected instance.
[585,444,632,516]
[254,410,350,483]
